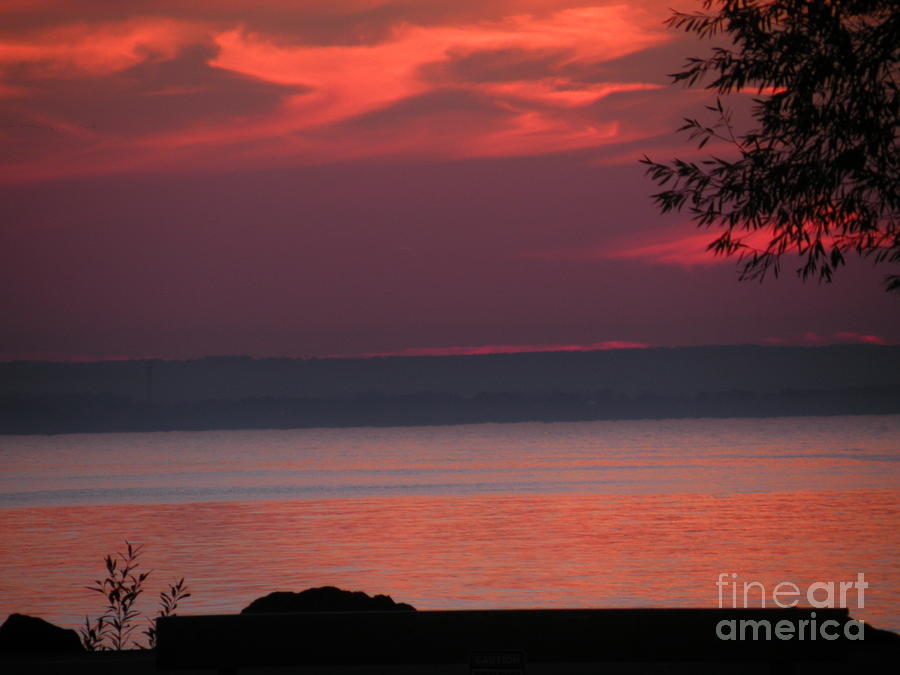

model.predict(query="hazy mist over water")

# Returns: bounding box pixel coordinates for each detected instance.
[1,415,898,633]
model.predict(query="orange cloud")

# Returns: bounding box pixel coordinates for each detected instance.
[0,18,205,77]
[0,2,680,180]
[207,5,669,142]
[479,80,661,107]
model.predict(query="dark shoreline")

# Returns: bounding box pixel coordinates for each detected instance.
[3,608,898,674]
[5,345,900,435]
[3,386,900,436]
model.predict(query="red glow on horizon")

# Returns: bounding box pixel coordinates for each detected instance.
[4,335,896,364]
[762,332,889,347]
[342,341,652,358]
[0,352,158,363]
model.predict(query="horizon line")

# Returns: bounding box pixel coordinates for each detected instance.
[0,337,894,364]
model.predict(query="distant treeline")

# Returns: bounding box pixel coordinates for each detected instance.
[4,346,900,403]
[3,386,899,435]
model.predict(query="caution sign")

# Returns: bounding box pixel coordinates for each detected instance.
[469,650,525,674]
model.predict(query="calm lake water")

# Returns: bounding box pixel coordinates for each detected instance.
[1,415,898,634]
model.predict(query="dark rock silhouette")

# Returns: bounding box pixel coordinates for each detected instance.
[0,613,83,653]
[241,586,416,614]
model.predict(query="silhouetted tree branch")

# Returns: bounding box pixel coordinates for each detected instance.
[642,0,899,292]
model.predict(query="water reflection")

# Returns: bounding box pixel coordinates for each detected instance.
[1,491,897,632]
[0,416,898,634]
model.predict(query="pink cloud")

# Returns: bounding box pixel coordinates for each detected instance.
[592,216,893,270]
[603,231,728,266]
[524,230,733,267]
[524,225,781,269]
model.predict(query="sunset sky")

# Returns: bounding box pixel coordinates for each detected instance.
[1,0,897,361]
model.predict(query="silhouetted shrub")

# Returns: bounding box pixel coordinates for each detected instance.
[79,541,190,651]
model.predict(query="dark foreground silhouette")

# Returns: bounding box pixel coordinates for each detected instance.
[156,606,899,673]
[3,585,898,673]
[241,586,415,614]
[0,614,83,654]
